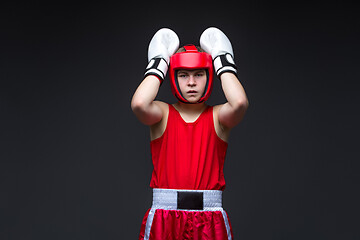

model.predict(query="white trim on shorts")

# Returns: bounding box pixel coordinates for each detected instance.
[144,188,232,240]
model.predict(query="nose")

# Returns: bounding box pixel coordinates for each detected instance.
[187,75,196,86]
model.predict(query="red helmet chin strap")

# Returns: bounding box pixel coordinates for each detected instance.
[169,45,214,104]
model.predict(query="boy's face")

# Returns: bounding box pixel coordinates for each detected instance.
[177,69,207,103]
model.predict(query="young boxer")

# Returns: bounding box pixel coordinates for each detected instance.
[131,27,249,240]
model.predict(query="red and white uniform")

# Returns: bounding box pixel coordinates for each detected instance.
[139,104,234,240]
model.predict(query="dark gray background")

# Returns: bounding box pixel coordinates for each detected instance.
[1,2,359,239]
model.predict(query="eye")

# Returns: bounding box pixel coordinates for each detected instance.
[178,72,188,79]
[195,72,205,77]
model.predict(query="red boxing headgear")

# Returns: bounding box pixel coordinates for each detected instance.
[169,45,214,103]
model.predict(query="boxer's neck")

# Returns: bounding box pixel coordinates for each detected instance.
[173,102,207,115]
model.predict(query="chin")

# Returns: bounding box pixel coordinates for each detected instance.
[185,98,201,104]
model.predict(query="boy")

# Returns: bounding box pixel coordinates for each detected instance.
[131,27,249,240]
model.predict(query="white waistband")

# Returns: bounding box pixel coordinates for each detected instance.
[152,188,223,211]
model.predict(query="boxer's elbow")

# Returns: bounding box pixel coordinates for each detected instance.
[229,96,249,115]
[131,98,161,125]
[131,97,149,116]
[131,97,143,112]
[233,98,249,122]
[131,99,148,124]
[236,98,249,112]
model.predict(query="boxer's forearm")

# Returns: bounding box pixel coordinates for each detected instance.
[218,72,249,128]
[132,75,160,106]
[220,73,248,108]
[131,75,162,125]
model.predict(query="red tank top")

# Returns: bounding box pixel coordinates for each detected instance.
[149,104,228,190]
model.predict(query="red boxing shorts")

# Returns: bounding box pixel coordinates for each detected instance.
[139,189,234,240]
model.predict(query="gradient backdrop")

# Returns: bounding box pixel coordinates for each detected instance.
[1,2,359,240]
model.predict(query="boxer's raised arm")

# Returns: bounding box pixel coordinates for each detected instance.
[131,28,179,125]
[200,27,249,129]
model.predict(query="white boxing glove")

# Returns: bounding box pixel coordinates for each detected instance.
[200,27,237,77]
[144,28,180,83]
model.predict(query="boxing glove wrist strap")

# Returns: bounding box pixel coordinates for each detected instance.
[213,53,237,77]
[144,57,168,83]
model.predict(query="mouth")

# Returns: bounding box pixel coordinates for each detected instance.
[187,90,198,94]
